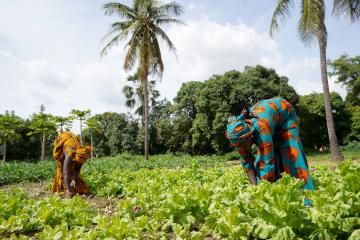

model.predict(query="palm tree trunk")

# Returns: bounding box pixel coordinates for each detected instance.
[80,119,83,145]
[2,136,7,163]
[318,30,343,161]
[143,76,149,160]
[41,130,46,161]
[90,132,94,159]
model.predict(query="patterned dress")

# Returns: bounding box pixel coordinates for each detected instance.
[51,132,91,194]
[227,97,314,204]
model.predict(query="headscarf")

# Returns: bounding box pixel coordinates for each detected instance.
[225,108,253,147]
[53,132,92,164]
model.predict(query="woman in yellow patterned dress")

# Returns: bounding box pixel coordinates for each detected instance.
[52,132,92,197]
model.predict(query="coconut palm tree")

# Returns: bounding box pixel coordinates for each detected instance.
[101,0,183,160]
[270,0,360,161]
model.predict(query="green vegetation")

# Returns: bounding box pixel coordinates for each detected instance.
[1,62,360,161]
[0,156,359,239]
[329,54,360,107]
[0,161,54,186]
[0,111,23,162]
[1,152,359,187]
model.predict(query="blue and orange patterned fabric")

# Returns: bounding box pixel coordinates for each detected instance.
[226,97,314,202]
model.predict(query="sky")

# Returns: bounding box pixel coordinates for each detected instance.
[0,0,359,123]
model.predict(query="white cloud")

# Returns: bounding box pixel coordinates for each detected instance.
[0,5,348,129]
[0,49,128,119]
[158,19,347,100]
[158,19,281,99]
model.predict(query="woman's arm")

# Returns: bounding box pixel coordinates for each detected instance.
[72,164,81,188]
[246,169,257,185]
[63,153,75,197]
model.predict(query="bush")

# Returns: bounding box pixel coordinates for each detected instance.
[341,141,360,152]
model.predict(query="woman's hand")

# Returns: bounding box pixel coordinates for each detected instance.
[67,190,75,198]
[247,169,258,185]
[70,179,77,189]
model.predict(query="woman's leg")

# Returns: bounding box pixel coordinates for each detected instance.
[279,127,314,205]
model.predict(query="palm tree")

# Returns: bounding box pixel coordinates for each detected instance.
[85,117,101,159]
[70,109,91,145]
[101,0,183,160]
[270,0,360,161]
[28,105,56,161]
[123,73,160,121]
[53,116,73,132]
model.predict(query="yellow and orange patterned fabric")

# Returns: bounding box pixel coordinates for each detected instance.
[51,132,91,194]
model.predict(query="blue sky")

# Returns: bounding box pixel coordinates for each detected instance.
[0,0,359,120]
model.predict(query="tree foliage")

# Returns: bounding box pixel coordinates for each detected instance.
[329,54,360,106]
[160,65,299,155]
[28,106,57,161]
[299,92,351,150]
[0,111,23,162]
[83,112,139,157]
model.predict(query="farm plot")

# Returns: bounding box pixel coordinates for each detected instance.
[0,157,359,239]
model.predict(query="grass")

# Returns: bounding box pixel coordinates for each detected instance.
[307,150,360,166]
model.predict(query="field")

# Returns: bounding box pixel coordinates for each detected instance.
[0,153,359,239]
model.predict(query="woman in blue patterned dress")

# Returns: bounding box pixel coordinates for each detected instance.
[225,97,314,206]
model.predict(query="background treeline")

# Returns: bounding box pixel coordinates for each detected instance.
[1,63,359,161]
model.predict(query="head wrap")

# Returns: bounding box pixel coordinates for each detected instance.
[225,108,253,147]
[75,146,93,164]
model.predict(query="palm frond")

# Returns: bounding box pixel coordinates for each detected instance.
[138,31,151,80]
[156,2,184,17]
[126,99,136,108]
[103,2,136,19]
[100,34,123,57]
[101,21,134,42]
[101,21,139,57]
[124,30,142,71]
[150,33,164,75]
[333,0,360,21]
[270,0,293,37]
[153,25,177,54]
[298,0,326,46]
[156,17,185,26]
[123,85,134,98]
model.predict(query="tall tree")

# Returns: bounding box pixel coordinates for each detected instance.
[28,105,56,161]
[269,0,360,161]
[0,111,23,163]
[101,0,184,160]
[329,54,360,106]
[70,109,91,145]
